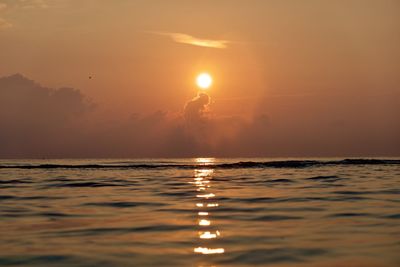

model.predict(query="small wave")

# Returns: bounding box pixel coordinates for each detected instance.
[0,195,15,200]
[328,212,372,218]
[1,158,398,170]
[44,181,126,188]
[218,247,328,265]
[57,224,192,236]
[385,214,400,219]
[83,201,167,208]
[0,255,77,266]
[38,212,82,217]
[230,195,370,204]
[0,195,64,201]
[157,191,197,197]
[254,215,303,221]
[0,179,33,184]
[305,175,343,182]
[265,178,296,184]
[334,190,372,195]
[0,211,86,219]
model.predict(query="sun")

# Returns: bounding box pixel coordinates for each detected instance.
[196,73,213,90]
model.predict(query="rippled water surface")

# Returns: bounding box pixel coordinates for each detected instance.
[0,158,399,267]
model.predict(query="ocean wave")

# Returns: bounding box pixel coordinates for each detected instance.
[218,247,328,265]
[0,158,399,170]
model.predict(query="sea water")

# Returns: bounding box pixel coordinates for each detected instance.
[0,158,399,267]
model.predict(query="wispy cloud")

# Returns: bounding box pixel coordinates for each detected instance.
[150,32,229,49]
[0,3,11,30]
[19,0,48,9]
[0,17,11,29]
[0,3,7,11]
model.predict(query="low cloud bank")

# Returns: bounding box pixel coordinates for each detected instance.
[0,74,398,158]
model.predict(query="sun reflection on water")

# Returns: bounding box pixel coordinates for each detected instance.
[199,219,211,226]
[195,158,216,165]
[199,231,220,239]
[191,160,225,257]
[196,193,215,198]
[194,247,225,254]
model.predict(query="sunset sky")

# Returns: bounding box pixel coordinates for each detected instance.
[0,0,399,157]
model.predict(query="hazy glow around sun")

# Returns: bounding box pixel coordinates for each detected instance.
[196,73,212,89]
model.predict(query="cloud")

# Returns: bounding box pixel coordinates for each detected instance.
[0,74,398,158]
[184,93,210,122]
[19,0,48,9]
[0,17,11,29]
[0,74,92,120]
[0,0,50,31]
[0,3,7,11]
[0,75,240,157]
[151,32,229,49]
[0,3,11,30]
[0,74,93,157]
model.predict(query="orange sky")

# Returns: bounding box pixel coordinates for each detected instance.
[0,0,399,157]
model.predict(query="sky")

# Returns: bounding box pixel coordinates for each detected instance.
[0,0,399,158]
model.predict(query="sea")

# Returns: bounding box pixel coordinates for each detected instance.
[0,158,399,267]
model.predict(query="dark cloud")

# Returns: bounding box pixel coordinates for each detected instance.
[184,93,210,123]
[0,73,91,123]
[0,74,93,157]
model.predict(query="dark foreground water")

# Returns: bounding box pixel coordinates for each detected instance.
[0,158,399,267]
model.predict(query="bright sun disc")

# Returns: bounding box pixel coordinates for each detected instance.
[196,73,212,89]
